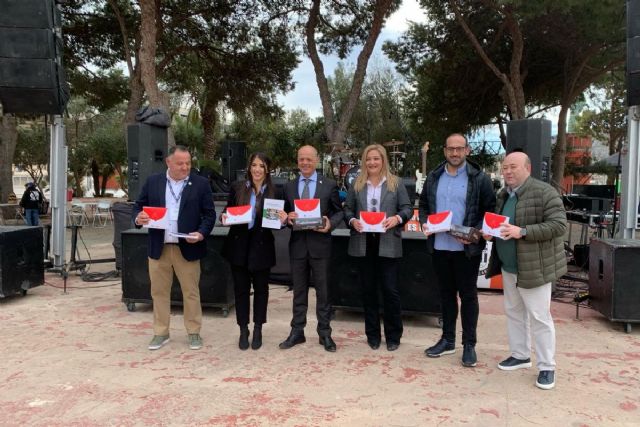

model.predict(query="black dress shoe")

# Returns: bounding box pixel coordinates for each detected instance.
[367,339,380,350]
[238,327,250,351]
[251,325,262,350]
[279,332,306,349]
[386,342,400,351]
[319,336,336,352]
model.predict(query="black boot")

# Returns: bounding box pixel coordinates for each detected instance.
[238,326,250,350]
[251,324,262,350]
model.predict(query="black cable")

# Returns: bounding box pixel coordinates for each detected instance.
[44,280,120,289]
[72,226,120,282]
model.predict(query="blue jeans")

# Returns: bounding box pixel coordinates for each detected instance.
[25,209,40,226]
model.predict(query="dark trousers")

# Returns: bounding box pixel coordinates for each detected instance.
[358,233,403,344]
[231,266,269,327]
[432,250,481,346]
[290,256,332,337]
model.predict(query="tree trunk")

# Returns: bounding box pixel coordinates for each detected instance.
[201,94,218,160]
[124,64,145,126]
[91,160,101,196]
[0,114,18,203]
[73,170,83,197]
[306,0,395,148]
[114,162,127,196]
[551,104,570,189]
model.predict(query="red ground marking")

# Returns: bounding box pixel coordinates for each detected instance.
[619,401,638,411]
[222,377,261,384]
[480,408,500,418]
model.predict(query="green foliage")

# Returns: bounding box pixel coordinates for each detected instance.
[15,122,50,186]
[174,115,204,152]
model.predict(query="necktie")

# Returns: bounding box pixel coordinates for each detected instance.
[301,178,310,199]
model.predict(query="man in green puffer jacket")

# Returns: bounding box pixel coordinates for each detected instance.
[485,151,567,391]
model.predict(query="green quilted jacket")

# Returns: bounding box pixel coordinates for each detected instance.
[486,176,567,288]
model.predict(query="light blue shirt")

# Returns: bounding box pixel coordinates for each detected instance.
[298,172,318,199]
[248,183,266,230]
[434,163,468,251]
[164,172,189,243]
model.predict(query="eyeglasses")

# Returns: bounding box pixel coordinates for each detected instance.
[444,146,467,154]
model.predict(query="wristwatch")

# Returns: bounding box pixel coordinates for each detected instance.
[520,227,527,238]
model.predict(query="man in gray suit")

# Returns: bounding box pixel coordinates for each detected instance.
[279,145,344,352]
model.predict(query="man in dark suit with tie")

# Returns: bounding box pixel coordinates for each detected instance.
[132,146,216,351]
[279,145,344,352]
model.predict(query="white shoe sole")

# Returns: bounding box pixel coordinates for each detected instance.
[426,349,456,358]
[189,343,203,350]
[498,361,532,371]
[536,380,555,390]
[148,337,170,350]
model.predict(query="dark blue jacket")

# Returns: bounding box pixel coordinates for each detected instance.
[418,160,496,257]
[132,172,216,261]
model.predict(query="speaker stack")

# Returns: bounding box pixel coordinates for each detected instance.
[0,226,44,298]
[628,0,640,106]
[0,0,69,114]
[126,123,168,201]
[506,119,552,183]
[221,140,247,183]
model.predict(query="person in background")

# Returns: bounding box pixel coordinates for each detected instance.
[486,151,567,390]
[221,152,287,350]
[344,144,412,351]
[279,145,344,352]
[419,134,495,367]
[20,182,43,226]
[132,146,216,351]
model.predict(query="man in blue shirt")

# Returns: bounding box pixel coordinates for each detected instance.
[419,134,496,367]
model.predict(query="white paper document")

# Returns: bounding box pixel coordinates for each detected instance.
[262,198,284,229]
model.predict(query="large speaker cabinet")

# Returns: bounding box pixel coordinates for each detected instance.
[221,140,247,183]
[0,0,69,114]
[0,226,44,298]
[329,229,441,316]
[589,238,640,333]
[127,123,168,201]
[506,119,552,182]
[628,0,640,106]
[121,228,234,316]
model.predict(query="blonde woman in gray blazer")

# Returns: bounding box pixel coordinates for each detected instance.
[344,144,413,351]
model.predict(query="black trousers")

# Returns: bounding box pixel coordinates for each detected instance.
[358,233,403,344]
[231,266,270,327]
[432,250,481,346]
[290,256,332,337]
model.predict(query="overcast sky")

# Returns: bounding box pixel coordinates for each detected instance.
[277,0,427,117]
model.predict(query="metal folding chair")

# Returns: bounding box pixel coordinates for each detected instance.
[93,201,112,227]
[68,203,89,226]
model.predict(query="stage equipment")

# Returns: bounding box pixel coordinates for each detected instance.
[221,140,247,183]
[329,229,441,317]
[120,228,234,315]
[126,123,168,201]
[562,195,613,214]
[506,119,552,182]
[589,238,640,333]
[628,0,640,106]
[0,226,43,298]
[0,0,69,114]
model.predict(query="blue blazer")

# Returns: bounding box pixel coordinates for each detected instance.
[132,172,216,261]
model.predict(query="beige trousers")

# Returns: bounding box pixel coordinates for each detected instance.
[148,244,202,336]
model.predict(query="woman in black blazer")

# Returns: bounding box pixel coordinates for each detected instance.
[343,144,412,352]
[222,152,286,350]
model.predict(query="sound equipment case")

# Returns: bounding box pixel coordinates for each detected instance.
[329,229,441,317]
[121,228,234,316]
[0,226,44,298]
[589,238,640,333]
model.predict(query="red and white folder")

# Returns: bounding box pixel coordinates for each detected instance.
[294,199,321,219]
[142,206,168,230]
[482,212,509,239]
[360,211,386,233]
[426,211,452,233]
[225,205,252,225]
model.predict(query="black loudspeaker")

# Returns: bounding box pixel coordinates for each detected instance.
[127,123,168,201]
[329,230,441,316]
[0,226,44,298]
[120,228,235,315]
[506,119,552,182]
[0,0,69,114]
[628,0,640,106]
[589,238,640,332]
[111,202,134,271]
[221,140,247,183]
